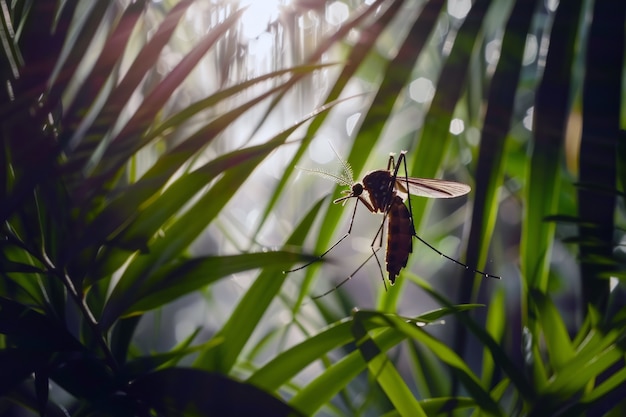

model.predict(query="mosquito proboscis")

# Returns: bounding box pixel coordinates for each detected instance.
[284,147,500,299]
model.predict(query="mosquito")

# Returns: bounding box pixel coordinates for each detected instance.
[285,148,500,298]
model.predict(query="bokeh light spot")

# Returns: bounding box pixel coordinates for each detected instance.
[409,77,435,103]
[449,118,465,135]
[447,0,471,19]
[326,1,349,25]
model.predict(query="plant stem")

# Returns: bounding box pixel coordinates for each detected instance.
[4,229,118,371]
[45,253,119,371]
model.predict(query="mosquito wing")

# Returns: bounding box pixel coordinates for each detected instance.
[395,177,471,198]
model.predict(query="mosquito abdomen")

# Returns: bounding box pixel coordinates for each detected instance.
[386,196,413,284]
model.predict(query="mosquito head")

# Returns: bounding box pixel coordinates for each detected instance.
[351,182,364,196]
[332,182,364,205]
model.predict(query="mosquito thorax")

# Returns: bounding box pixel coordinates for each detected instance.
[362,170,394,212]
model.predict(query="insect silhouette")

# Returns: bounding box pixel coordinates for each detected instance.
[285,148,501,298]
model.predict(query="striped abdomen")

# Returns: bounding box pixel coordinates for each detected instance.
[386,196,414,284]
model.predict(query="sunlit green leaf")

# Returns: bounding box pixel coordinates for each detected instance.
[122,251,317,317]
[288,327,405,415]
[248,319,353,391]
[194,197,327,373]
[351,311,427,417]
[530,290,575,370]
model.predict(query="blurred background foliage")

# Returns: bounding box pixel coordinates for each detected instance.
[1,0,625,416]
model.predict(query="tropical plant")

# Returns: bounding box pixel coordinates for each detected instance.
[1,0,625,416]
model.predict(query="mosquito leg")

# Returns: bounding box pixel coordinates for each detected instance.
[311,247,381,299]
[372,245,387,291]
[310,210,388,298]
[283,198,360,273]
[413,235,501,279]
[369,214,388,291]
[387,153,396,171]
[396,152,501,280]
[397,151,416,235]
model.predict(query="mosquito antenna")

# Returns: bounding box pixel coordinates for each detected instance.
[297,143,360,206]
[328,141,355,184]
[298,167,353,188]
[286,146,364,276]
